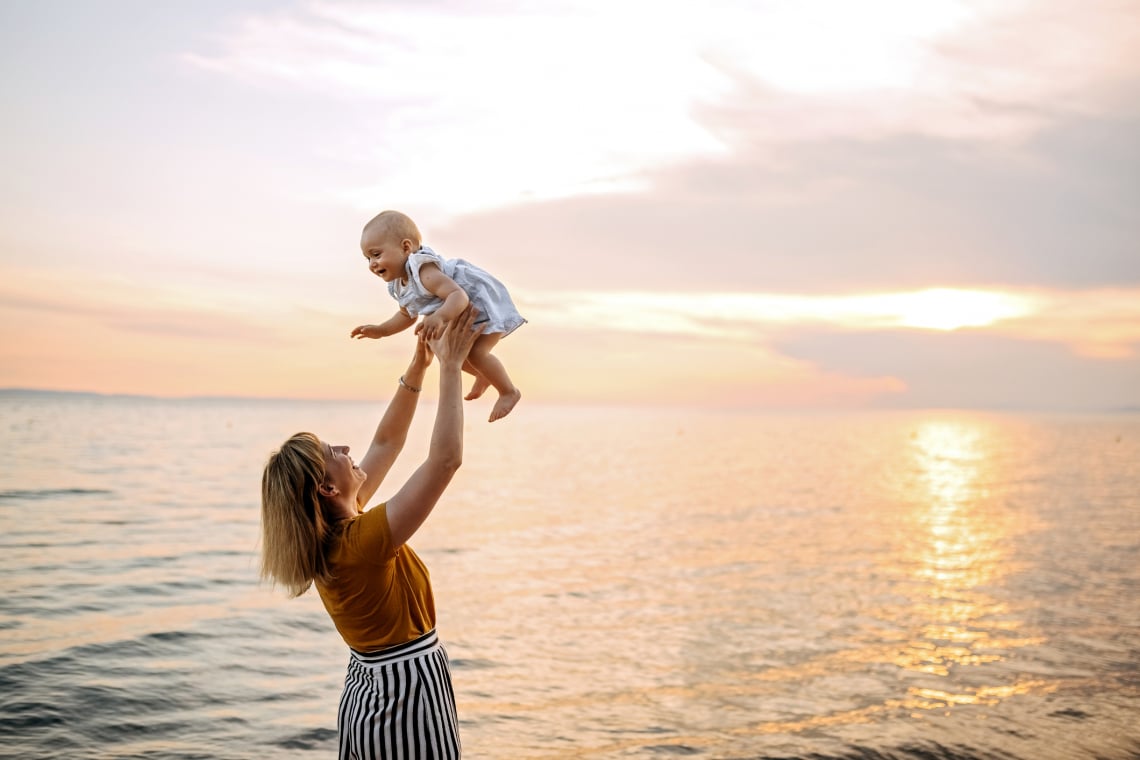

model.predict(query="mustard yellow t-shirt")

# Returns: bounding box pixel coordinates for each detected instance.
[316,503,436,652]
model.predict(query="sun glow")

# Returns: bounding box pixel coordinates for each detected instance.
[527,287,1041,337]
[844,288,1039,331]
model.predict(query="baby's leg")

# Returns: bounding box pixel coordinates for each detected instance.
[462,360,491,401]
[466,333,521,422]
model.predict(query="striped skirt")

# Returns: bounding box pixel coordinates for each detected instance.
[338,629,461,759]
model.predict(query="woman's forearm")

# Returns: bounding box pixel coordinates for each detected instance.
[354,347,432,508]
[371,355,427,448]
[380,307,479,544]
[380,359,465,545]
[427,360,465,470]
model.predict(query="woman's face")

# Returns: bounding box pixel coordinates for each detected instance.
[323,441,367,500]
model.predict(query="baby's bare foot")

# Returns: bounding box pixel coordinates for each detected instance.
[465,377,490,401]
[489,388,521,422]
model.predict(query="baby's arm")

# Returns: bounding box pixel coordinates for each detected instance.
[417,264,470,341]
[351,308,416,340]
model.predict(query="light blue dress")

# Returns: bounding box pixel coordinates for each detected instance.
[388,246,526,336]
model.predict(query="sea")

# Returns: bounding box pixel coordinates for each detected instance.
[1,391,1138,760]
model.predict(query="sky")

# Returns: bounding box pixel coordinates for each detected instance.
[1,0,1138,409]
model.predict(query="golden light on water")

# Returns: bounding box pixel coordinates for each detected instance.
[722,414,1056,741]
[892,418,1044,689]
[911,421,1002,586]
[911,681,1055,708]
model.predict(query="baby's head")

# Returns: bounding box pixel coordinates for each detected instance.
[360,210,422,283]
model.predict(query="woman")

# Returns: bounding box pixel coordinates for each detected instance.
[261,306,483,759]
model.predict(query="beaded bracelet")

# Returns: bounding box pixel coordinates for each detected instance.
[398,375,421,393]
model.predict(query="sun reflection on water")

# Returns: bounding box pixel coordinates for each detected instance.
[720,416,1055,743]
[889,417,1043,690]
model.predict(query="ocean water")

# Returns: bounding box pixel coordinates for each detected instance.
[1,392,1138,760]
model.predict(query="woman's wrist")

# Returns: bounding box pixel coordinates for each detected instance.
[403,361,427,383]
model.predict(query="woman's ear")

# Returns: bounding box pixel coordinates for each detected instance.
[318,481,338,498]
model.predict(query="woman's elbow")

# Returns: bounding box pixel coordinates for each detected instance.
[440,452,462,474]
[374,432,408,450]
[431,450,462,475]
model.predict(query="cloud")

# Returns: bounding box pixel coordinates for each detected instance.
[182,2,729,216]
[435,76,1140,293]
[500,326,908,408]
[989,288,1140,359]
[5,0,1137,409]
[697,0,1140,144]
[0,275,288,345]
[0,271,388,399]
[182,0,1140,219]
[170,0,1140,300]
[520,286,1140,357]
[774,329,1140,410]
[524,288,1040,337]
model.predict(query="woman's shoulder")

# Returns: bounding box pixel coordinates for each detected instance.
[337,505,397,565]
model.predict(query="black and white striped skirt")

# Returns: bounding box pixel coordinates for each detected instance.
[338,629,461,759]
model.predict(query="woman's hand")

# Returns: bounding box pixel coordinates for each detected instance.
[428,306,483,368]
[411,331,434,371]
[398,333,433,392]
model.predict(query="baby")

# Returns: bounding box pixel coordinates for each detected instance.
[351,210,525,422]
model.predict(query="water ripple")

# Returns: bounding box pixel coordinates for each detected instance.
[0,487,114,500]
[1,401,1138,759]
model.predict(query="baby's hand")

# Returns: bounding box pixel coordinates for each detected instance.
[416,313,447,341]
[351,324,386,340]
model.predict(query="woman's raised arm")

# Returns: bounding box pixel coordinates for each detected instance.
[385,306,483,547]
[354,337,433,509]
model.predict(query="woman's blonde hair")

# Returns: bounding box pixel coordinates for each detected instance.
[260,432,340,597]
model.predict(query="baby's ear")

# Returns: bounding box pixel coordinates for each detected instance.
[402,238,416,253]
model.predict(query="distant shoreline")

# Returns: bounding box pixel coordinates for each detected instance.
[2,387,1138,415]
[0,387,361,405]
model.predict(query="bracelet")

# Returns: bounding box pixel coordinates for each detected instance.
[399,375,421,393]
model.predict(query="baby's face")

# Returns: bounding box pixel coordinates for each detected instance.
[361,228,412,283]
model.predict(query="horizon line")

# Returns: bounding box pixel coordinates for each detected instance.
[1,387,1137,415]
